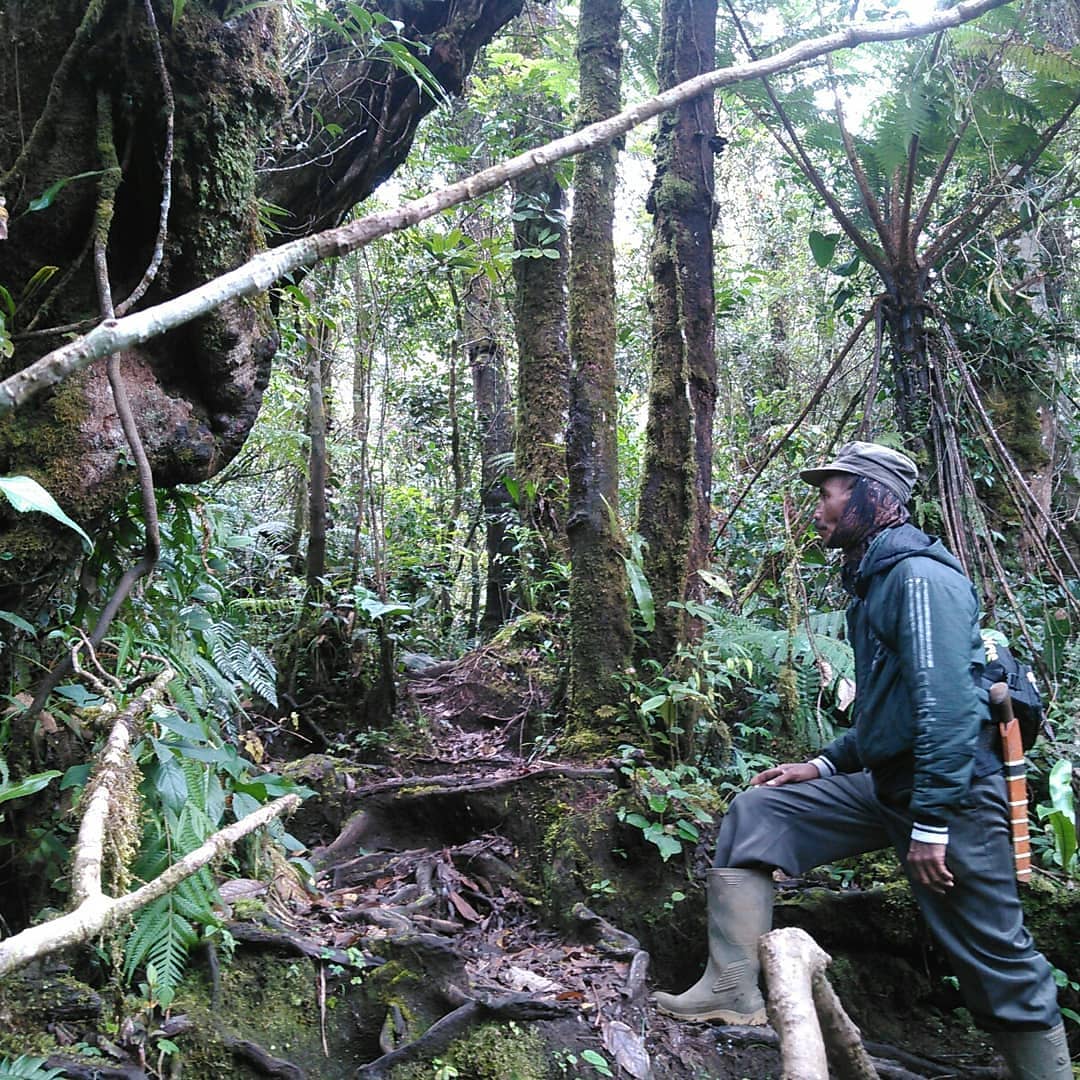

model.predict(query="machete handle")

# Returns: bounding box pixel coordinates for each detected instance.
[988,681,1032,882]
[988,680,1015,723]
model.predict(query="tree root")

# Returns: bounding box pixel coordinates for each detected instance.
[44,1060,146,1080]
[225,921,383,970]
[572,902,642,958]
[718,1025,997,1079]
[223,1033,307,1078]
[355,989,574,1079]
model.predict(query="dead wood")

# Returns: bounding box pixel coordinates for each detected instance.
[572,902,643,958]
[223,1033,307,1079]
[44,1061,146,1080]
[760,927,878,1079]
[346,764,616,800]
[224,921,382,970]
[621,949,651,1003]
[717,1026,992,1079]
[355,990,574,1079]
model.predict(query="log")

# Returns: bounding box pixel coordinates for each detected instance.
[760,927,878,1080]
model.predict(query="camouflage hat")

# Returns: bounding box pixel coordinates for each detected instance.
[799,441,918,503]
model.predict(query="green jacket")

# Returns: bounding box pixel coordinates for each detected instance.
[820,523,990,826]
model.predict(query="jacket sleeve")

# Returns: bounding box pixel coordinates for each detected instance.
[815,729,861,774]
[877,560,983,825]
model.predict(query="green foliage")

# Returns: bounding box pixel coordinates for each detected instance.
[1035,758,1078,878]
[0,475,92,552]
[615,752,718,863]
[0,1058,65,1080]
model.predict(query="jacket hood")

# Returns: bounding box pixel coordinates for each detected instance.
[854,523,964,595]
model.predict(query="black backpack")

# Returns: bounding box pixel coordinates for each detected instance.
[979,632,1046,751]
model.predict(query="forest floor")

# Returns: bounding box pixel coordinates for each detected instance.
[22,641,1024,1078]
[170,642,1009,1080]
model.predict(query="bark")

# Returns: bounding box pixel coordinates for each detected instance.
[260,0,526,237]
[511,0,570,574]
[0,0,523,594]
[566,0,633,727]
[303,272,332,588]
[466,271,515,635]
[636,0,717,664]
[760,927,879,1080]
[349,257,374,583]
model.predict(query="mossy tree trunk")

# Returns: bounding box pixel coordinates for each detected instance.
[303,267,337,590]
[635,0,717,664]
[511,1,571,585]
[0,0,523,601]
[566,0,632,728]
[464,236,515,637]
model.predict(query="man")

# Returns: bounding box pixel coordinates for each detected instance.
[653,442,1071,1080]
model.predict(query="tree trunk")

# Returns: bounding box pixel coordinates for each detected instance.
[349,257,375,587]
[566,0,632,728]
[636,0,717,663]
[0,0,524,599]
[511,0,571,582]
[303,274,332,589]
[465,271,515,636]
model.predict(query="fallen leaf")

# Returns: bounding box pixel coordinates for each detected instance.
[505,966,564,994]
[602,1019,652,1079]
[448,890,482,922]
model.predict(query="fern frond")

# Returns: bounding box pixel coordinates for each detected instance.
[123,894,198,990]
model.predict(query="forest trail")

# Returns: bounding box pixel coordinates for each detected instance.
[150,644,1007,1080]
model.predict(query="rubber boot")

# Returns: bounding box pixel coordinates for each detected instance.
[991,1023,1072,1080]
[652,867,773,1023]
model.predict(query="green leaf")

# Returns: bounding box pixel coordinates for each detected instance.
[0,770,61,806]
[623,556,655,632]
[581,1049,613,1076]
[61,764,91,790]
[156,712,208,741]
[0,476,93,552]
[808,230,841,268]
[651,833,683,861]
[151,755,189,815]
[0,610,35,634]
[27,171,107,213]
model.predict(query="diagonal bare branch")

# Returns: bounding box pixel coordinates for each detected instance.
[0,0,1012,417]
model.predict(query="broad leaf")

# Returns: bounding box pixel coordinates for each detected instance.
[0,476,92,552]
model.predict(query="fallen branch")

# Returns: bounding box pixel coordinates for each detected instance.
[760,927,878,1080]
[224,921,384,970]
[0,0,1009,416]
[0,793,300,977]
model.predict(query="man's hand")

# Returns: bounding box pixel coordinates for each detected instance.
[750,762,821,787]
[906,839,954,893]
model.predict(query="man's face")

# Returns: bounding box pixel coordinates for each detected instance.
[812,474,854,548]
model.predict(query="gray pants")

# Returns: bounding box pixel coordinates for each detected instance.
[714,770,1060,1031]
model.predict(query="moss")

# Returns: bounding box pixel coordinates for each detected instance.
[652,174,700,215]
[388,1021,548,1080]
